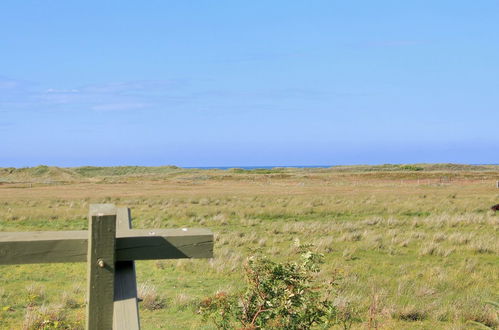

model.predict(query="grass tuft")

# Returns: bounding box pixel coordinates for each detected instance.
[138,283,167,311]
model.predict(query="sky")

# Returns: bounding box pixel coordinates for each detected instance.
[1,1,498,167]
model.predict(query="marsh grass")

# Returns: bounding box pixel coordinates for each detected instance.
[138,283,167,311]
[0,167,498,328]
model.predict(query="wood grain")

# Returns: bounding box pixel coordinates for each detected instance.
[86,204,117,330]
[113,207,140,330]
[0,228,213,265]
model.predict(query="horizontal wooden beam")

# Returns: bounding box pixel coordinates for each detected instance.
[0,228,213,265]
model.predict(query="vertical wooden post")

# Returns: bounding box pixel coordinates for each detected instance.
[86,204,117,330]
[113,207,141,329]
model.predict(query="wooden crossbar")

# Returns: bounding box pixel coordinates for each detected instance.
[0,204,214,329]
[0,228,213,265]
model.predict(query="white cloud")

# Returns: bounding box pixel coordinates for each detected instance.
[0,76,32,90]
[0,77,188,113]
[45,88,80,93]
[90,103,151,111]
[81,80,185,94]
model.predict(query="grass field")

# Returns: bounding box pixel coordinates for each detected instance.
[0,165,498,329]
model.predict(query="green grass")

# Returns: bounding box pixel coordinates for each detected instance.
[0,166,498,329]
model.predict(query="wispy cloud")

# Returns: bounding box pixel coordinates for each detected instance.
[0,75,354,115]
[46,88,80,93]
[0,76,36,90]
[80,80,186,94]
[90,102,152,111]
[347,40,424,49]
[0,77,186,112]
[214,51,306,64]
[37,91,84,105]
[367,40,422,47]
[0,77,37,111]
[191,87,354,101]
[0,78,21,90]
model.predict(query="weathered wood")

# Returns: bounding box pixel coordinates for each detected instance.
[0,228,213,265]
[115,228,214,261]
[0,203,215,330]
[113,207,140,330]
[86,204,117,330]
[0,231,87,264]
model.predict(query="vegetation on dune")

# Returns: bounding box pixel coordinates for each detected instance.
[0,165,182,183]
[72,165,180,177]
[1,163,498,184]
[329,163,499,172]
[0,167,498,328]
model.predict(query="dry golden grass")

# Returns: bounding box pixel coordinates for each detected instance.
[0,167,498,329]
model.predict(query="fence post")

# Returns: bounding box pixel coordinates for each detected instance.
[86,204,117,330]
[113,207,141,329]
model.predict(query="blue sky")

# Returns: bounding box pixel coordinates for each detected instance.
[1,1,498,167]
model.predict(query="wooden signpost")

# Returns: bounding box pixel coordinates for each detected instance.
[0,204,214,330]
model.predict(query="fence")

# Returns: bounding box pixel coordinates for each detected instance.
[0,204,214,329]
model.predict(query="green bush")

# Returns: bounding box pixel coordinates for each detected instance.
[199,251,342,329]
[398,165,424,171]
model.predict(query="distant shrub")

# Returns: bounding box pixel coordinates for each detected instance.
[73,165,180,177]
[228,168,287,174]
[31,165,50,176]
[398,165,424,171]
[228,168,247,173]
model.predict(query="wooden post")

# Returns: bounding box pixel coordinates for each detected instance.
[113,207,140,329]
[86,204,117,330]
[0,204,213,329]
